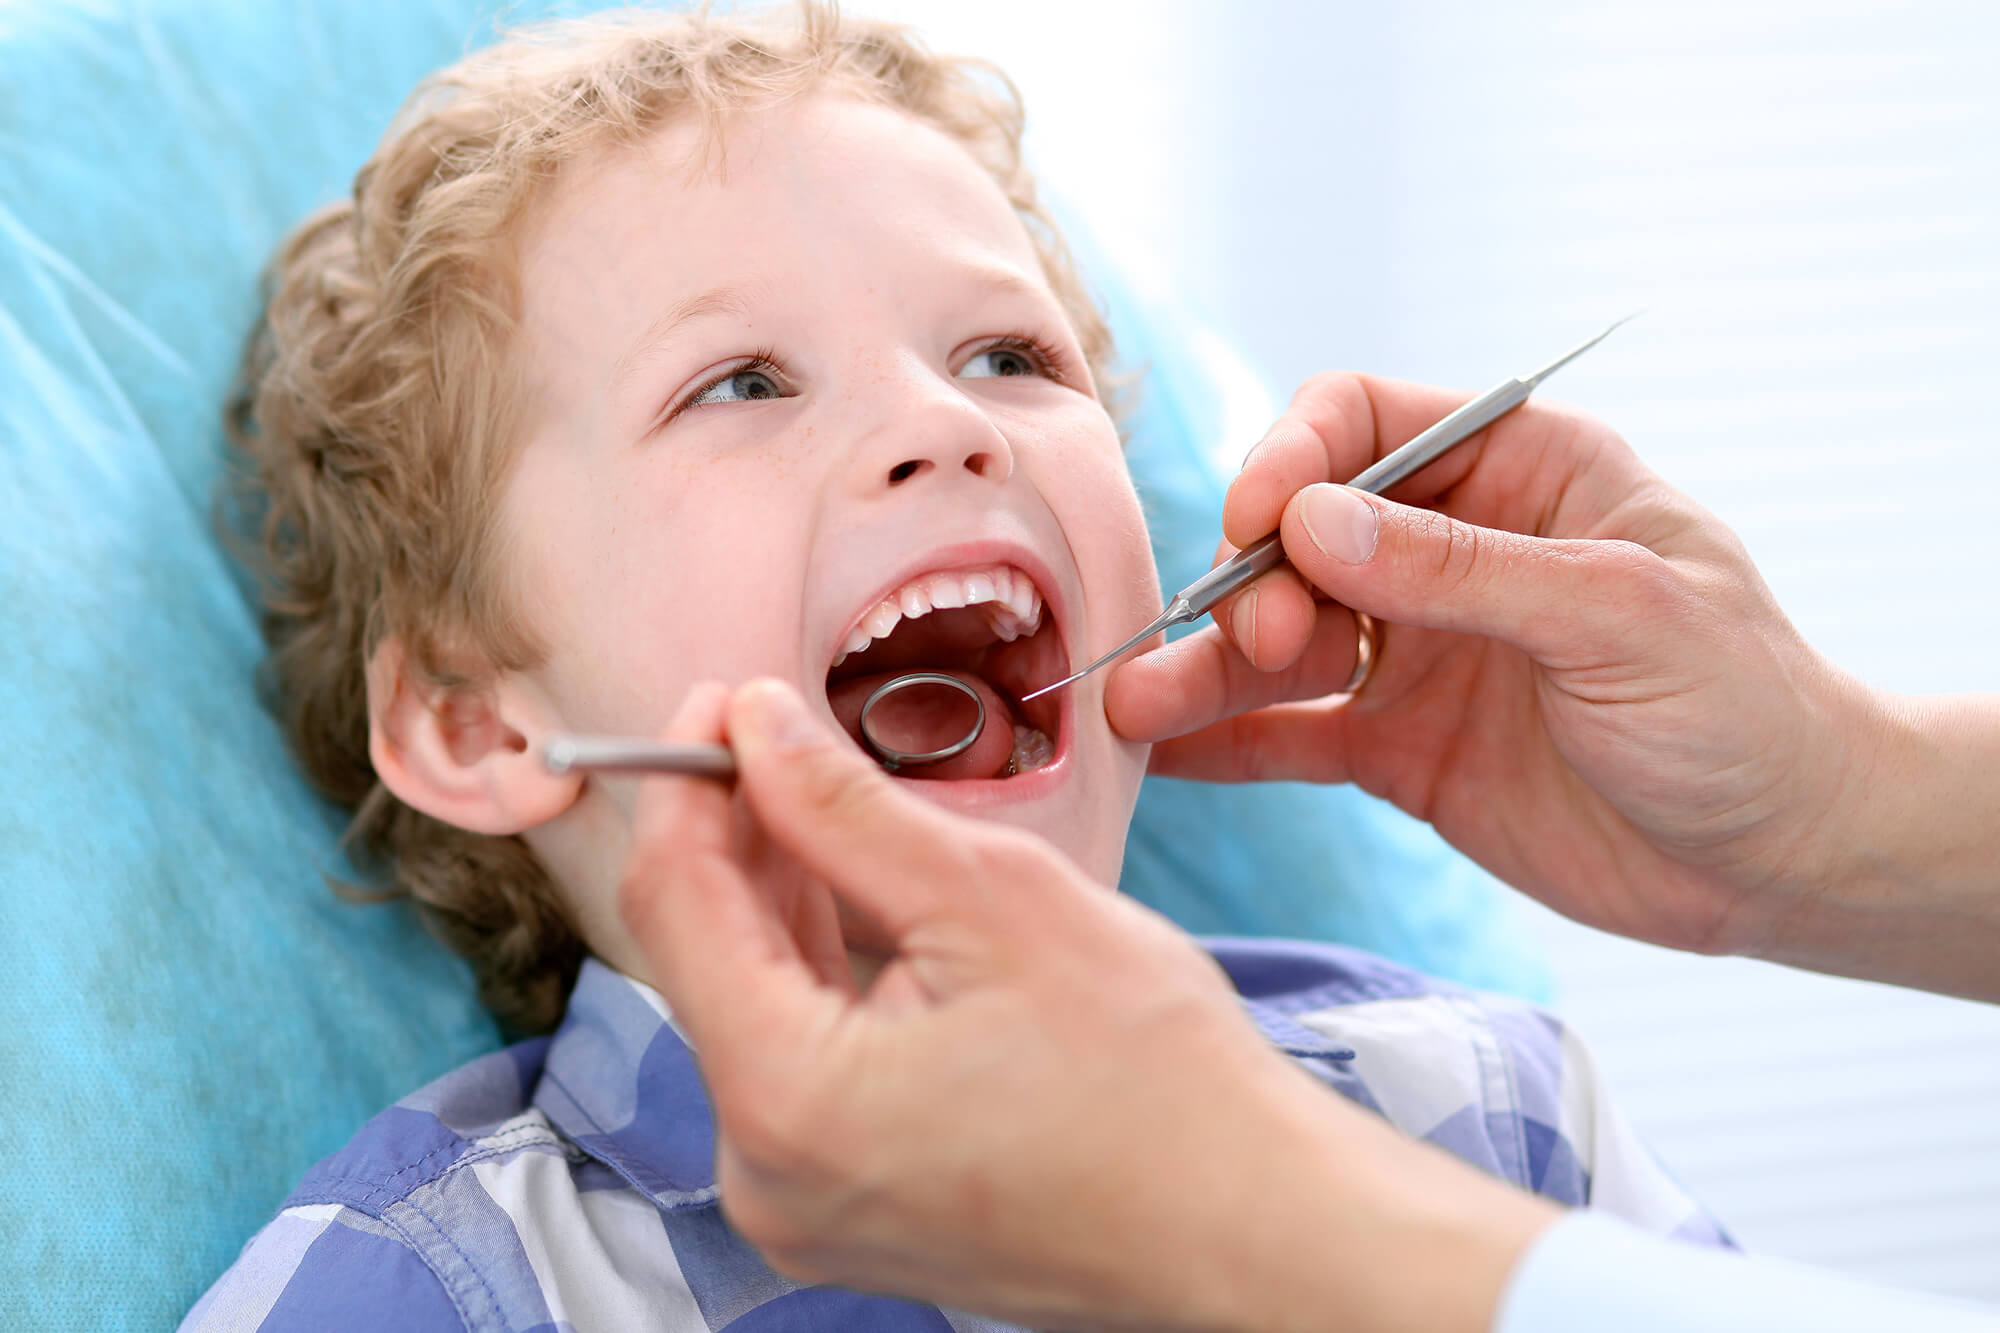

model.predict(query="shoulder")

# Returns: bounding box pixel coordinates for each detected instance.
[1204,937,1572,1143]
[281,1037,560,1217]
[187,1038,575,1332]
[1203,937,1724,1241]
[181,1202,468,1332]
[1204,939,1574,1139]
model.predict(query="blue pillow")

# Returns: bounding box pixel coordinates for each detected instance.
[0,2,1543,1326]
[1106,272,1547,994]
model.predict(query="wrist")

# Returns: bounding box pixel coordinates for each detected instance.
[1756,684,2000,999]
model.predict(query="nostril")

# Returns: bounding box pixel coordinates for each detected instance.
[964,451,996,478]
[887,459,927,485]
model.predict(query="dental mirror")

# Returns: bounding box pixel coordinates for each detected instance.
[542,670,988,779]
[854,671,986,771]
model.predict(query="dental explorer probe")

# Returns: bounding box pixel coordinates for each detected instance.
[543,736,738,779]
[1017,315,1636,704]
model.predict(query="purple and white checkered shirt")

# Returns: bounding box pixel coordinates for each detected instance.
[185,940,1730,1331]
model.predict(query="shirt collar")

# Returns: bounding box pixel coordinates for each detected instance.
[533,953,1357,1212]
[533,958,720,1211]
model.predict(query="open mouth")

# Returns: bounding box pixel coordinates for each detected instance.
[824,564,1066,782]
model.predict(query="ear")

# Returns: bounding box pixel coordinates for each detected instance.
[367,637,582,835]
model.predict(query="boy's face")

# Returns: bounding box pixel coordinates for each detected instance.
[497,95,1159,915]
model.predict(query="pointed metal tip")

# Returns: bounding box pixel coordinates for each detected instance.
[1523,312,1642,388]
[1017,674,1075,704]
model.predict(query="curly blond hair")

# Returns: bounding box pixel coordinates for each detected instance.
[229,3,1117,1036]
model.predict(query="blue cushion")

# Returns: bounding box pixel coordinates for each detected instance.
[1106,271,1547,997]
[0,1,1543,1325]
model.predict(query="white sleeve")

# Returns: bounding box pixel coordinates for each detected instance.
[1495,1211,2000,1333]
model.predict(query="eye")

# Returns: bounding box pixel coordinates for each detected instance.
[958,337,1059,381]
[960,347,1036,379]
[687,364,786,407]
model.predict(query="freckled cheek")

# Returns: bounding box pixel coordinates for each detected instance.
[518,453,813,723]
[603,525,807,677]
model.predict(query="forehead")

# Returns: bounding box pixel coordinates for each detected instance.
[513,95,1050,369]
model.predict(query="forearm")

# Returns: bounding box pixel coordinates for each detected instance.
[1767,687,2000,1001]
[1144,1062,1558,1333]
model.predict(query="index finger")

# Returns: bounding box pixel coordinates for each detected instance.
[1223,373,1486,549]
[618,683,835,1062]
[727,679,999,944]
[1104,609,1366,746]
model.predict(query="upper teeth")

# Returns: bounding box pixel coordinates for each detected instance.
[835,565,1045,668]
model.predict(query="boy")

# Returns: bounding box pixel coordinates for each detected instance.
[190,7,1726,1329]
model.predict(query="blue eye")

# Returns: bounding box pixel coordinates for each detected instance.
[688,366,784,407]
[959,346,1041,379]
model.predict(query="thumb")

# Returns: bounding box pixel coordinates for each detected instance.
[1283,483,1662,663]
[727,678,1000,940]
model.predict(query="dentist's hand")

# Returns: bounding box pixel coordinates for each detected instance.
[1104,372,1981,994]
[619,678,1554,1333]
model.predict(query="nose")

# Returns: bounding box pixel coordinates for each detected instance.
[842,357,1015,497]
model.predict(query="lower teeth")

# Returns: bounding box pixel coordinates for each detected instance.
[1005,725,1055,776]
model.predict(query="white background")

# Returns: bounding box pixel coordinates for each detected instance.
[857,0,2000,1302]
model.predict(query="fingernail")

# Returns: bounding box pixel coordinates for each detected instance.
[743,679,827,752]
[1299,485,1379,564]
[1229,587,1260,664]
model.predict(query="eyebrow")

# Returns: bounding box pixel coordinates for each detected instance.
[957,262,1052,313]
[609,282,756,397]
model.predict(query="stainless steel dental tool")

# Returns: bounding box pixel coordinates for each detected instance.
[854,671,986,771]
[542,673,988,779]
[1017,316,1635,704]
[542,735,738,779]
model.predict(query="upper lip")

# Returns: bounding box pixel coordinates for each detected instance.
[821,538,1073,681]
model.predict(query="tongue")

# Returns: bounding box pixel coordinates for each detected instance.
[826,669,1019,780]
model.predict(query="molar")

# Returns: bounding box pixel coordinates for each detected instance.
[1007,724,1055,774]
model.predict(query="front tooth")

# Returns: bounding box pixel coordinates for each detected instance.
[927,574,969,610]
[863,602,902,640]
[963,572,997,606]
[899,585,933,618]
[844,627,872,657]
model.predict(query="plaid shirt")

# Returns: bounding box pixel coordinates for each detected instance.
[186,941,1730,1331]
